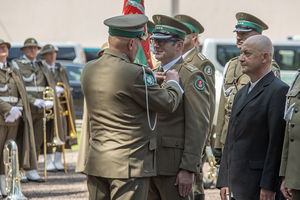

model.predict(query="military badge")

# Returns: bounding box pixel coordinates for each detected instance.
[143,74,155,86]
[204,66,212,76]
[272,69,279,78]
[156,16,162,24]
[195,78,205,90]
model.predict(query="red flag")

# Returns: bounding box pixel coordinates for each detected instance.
[122,0,153,68]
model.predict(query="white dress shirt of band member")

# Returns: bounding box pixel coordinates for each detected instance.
[40,44,77,172]
[12,38,64,182]
[148,14,210,200]
[0,39,38,197]
[213,12,281,163]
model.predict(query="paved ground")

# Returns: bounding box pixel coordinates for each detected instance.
[20,151,220,200]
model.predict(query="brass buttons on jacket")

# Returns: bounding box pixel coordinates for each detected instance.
[295,109,298,113]
[291,137,294,142]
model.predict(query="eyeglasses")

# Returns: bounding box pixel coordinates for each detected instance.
[150,38,180,46]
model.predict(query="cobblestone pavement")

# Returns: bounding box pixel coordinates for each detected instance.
[20,151,220,200]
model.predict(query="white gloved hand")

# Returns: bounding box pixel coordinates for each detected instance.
[34,99,45,108]
[45,100,54,110]
[5,114,16,123]
[9,106,23,119]
[55,86,64,97]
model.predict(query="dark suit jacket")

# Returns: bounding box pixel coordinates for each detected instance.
[216,71,289,199]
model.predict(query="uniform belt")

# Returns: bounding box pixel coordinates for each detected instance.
[226,110,231,117]
[26,86,46,92]
[0,96,18,103]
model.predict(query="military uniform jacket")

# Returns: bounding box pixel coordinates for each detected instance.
[215,57,281,149]
[12,57,64,142]
[46,62,77,147]
[154,57,210,175]
[216,71,288,199]
[184,48,215,135]
[81,48,182,179]
[0,62,37,170]
[279,70,300,190]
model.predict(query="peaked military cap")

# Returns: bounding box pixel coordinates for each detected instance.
[0,39,11,49]
[234,12,268,33]
[174,14,204,35]
[104,14,148,41]
[40,44,59,55]
[20,38,41,50]
[97,42,109,57]
[151,14,192,40]
[147,20,155,34]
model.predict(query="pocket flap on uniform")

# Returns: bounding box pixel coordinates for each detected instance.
[239,76,249,85]
[249,160,264,169]
[286,89,300,97]
[149,137,157,150]
[161,137,184,149]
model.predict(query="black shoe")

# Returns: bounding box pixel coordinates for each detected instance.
[194,194,205,200]
[27,178,44,182]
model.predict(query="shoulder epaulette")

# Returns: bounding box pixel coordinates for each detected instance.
[197,52,207,61]
[183,64,199,72]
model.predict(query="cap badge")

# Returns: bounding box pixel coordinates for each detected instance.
[239,13,244,20]
[50,46,53,49]
[156,16,162,24]
[31,39,35,44]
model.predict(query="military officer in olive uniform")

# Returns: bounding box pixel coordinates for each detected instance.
[279,70,300,200]
[81,14,183,200]
[40,44,77,172]
[214,12,281,161]
[148,15,210,200]
[174,14,215,200]
[0,39,37,197]
[12,38,64,182]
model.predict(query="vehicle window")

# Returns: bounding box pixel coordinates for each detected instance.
[273,46,300,70]
[7,48,23,61]
[64,66,82,81]
[217,45,240,66]
[55,48,76,61]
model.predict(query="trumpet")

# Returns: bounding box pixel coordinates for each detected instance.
[56,82,77,139]
[3,140,27,200]
[43,87,66,181]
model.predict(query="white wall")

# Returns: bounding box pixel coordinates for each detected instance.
[0,0,299,47]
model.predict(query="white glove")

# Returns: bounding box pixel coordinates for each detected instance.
[9,106,23,120]
[55,86,64,97]
[45,100,54,110]
[34,99,45,108]
[5,114,16,123]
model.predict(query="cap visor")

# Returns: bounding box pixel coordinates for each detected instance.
[233,27,252,32]
[150,33,173,39]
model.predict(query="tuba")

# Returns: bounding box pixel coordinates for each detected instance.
[43,87,67,181]
[56,82,77,139]
[3,140,27,200]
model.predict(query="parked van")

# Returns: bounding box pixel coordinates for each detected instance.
[7,41,86,64]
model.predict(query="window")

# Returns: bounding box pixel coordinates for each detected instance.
[217,45,240,66]
[273,46,300,70]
